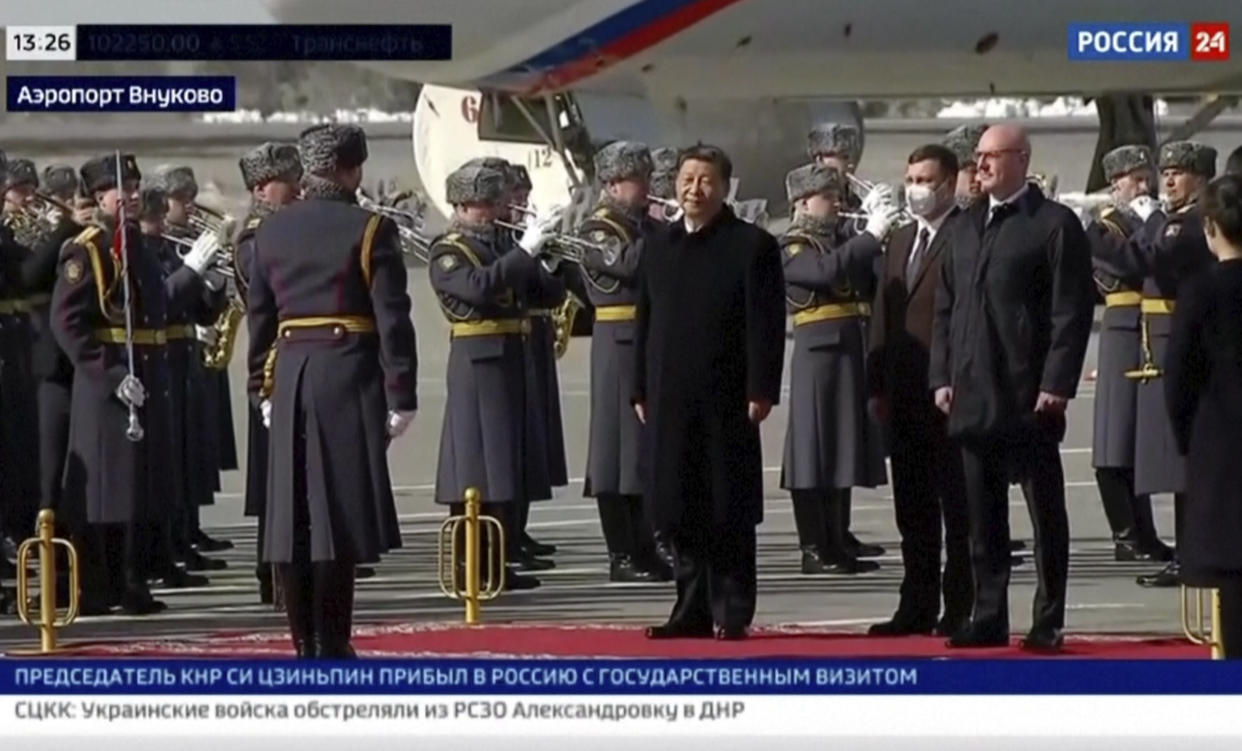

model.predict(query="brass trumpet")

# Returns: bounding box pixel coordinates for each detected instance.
[356,189,432,263]
[648,194,682,221]
[841,173,917,227]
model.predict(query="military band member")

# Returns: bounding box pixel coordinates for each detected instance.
[247,124,417,657]
[235,141,303,604]
[24,167,87,527]
[156,164,237,553]
[1094,140,1218,588]
[779,164,896,574]
[137,184,223,585]
[1227,145,1242,176]
[648,147,680,223]
[430,162,560,591]
[805,123,886,559]
[0,158,41,549]
[578,141,671,582]
[942,124,988,209]
[1086,145,1175,562]
[506,162,565,565]
[51,154,182,614]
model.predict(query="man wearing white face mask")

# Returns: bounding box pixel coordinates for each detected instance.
[867,144,971,636]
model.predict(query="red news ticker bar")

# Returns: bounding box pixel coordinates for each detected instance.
[1190,22,1229,61]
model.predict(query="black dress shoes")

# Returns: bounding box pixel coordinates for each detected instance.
[945,623,1009,648]
[802,549,879,575]
[715,625,747,641]
[156,567,209,589]
[1137,561,1180,588]
[1115,538,1176,563]
[645,622,713,639]
[868,615,936,636]
[609,555,657,583]
[934,614,970,638]
[502,566,541,591]
[516,554,555,572]
[182,550,228,572]
[845,533,885,559]
[355,566,376,579]
[520,533,556,557]
[192,532,234,552]
[1019,628,1064,653]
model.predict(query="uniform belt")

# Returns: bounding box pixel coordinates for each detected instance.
[594,304,637,322]
[0,298,30,314]
[260,316,378,400]
[24,293,51,307]
[792,302,869,327]
[1104,291,1142,308]
[526,308,554,317]
[1140,298,1175,315]
[450,319,530,337]
[165,324,196,340]
[277,315,377,338]
[95,328,167,345]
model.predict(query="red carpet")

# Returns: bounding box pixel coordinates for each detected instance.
[20,623,1207,659]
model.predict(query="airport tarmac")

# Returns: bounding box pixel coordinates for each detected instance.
[0,270,1184,651]
[1,122,1222,650]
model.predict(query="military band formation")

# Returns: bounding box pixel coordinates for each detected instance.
[1,119,1241,657]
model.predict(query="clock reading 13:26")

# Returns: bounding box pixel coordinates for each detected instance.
[6,27,77,61]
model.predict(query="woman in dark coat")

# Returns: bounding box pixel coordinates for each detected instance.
[1164,174,1242,658]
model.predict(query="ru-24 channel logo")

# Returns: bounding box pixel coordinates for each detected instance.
[1068,22,1229,61]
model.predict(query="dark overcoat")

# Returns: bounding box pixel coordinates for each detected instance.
[429,228,548,505]
[0,225,40,530]
[578,205,651,498]
[235,215,268,518]
[1164,259,1242,586]
[929,187,1095,447]
[246,194,417,564]
[50,224,178,526]
[633,206,785,533]
[779,223,886,490]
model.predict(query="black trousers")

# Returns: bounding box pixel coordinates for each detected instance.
[1220,580,1242,659]
[960,432,1068,635]
[665,519,757,631]
[36,380,72,514]
[890,418,971,623]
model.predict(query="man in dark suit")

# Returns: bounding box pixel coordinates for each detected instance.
[868,144,971,637]
[930,124,1096,651]
[636,145,786,641]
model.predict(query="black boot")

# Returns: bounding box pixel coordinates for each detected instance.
[1131,492,1175,561]
[1095,467,1149,560]
[258,564,274,605]
[791,490,828,573]
[515,500,556,556]
[314,562,356,659]
[821,491,880,574]
[279,563,316,658]
[597,495,638,577]
[839,489,885,558]
[609,554,657,582]
[626,496,672,580]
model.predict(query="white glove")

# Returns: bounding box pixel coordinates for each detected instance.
[1129,195,1160,222]
[195,324,219,346]
[386,409,415,438]
[182,232,221,274]
[865,205,902,240]
[518,206,566,255]
[260,399,272,428]
[1073,205,1091,229]
[861,183,896,214]
[115,375,147,408]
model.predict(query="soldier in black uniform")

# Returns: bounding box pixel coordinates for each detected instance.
[805,124,887,560]
[0,158,43,551]
[943,125,988,209]
[1093,140,1218,588]
[235,142,303,604]
[1086,145,1175,562]
[430,162,565,591]
[505,162,564,566]
[247,124,417,657]
[137,184,222,587]
[779,164,897,575]
[156,164,236,554]
[52,153,189,614]
[577,141,671,583]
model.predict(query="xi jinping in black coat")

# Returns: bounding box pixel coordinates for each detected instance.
[635,146,786,640]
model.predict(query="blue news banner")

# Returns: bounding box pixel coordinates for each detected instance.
[3,659,1242,696]
[6,76,235,113]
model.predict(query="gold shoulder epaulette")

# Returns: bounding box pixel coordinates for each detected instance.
[73,226,103,248]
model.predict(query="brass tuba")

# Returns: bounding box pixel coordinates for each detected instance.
[199,213,243,370]
[551,292,585,359]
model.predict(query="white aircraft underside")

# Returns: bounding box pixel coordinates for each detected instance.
[263,0,1242,218]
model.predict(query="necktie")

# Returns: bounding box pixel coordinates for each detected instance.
[907,227,929,286]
